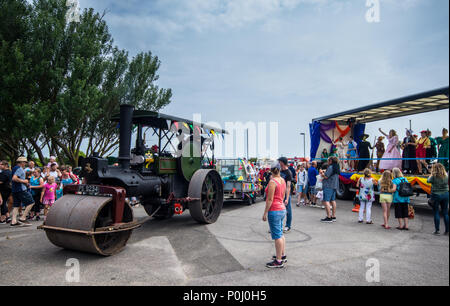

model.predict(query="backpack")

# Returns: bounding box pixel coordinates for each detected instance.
[397,178,414,197]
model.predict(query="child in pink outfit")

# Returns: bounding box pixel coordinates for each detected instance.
[41,176,57,218]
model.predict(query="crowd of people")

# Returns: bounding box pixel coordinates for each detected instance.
[1,145,448,270]
[329,127,449,174]
[261,155,449,269]
[0,156,79,226]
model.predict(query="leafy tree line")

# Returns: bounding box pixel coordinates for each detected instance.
[0,0,172,166]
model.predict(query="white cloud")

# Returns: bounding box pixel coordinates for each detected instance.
[92,0,336,36]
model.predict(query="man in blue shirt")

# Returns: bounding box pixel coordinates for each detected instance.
[307,161,319,205]
[11,157,35,227]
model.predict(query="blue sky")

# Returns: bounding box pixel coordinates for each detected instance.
[78,0,449,158]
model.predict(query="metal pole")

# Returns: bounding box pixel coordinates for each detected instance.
[300,133,306,159]
[409,120,412,131]
[246,129,249,160]
[304,134,306,159]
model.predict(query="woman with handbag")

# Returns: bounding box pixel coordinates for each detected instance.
[356,168,378,224]
[391,168,411,230]
[427,163,449,235]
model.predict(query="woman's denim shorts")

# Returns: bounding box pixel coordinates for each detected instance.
[268,210,286,240]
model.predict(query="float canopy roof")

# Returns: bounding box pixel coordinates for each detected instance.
[312,86,449,124]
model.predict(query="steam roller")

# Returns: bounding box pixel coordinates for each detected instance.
[39,104,227,256]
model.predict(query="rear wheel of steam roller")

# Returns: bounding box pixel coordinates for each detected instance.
[43,194,134,256]
[188,169,224,224]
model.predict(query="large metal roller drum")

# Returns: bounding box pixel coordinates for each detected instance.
[43,194,134,256]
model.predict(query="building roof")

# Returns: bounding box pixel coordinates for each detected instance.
[312,86,449,124]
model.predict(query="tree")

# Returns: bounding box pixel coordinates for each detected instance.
[0,0,33,162]
[0,0,172,166]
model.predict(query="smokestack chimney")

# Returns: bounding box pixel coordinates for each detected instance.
[118,104,134,170]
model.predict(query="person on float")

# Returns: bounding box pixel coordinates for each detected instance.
[375,136,385,172]
[436,128,449,171]
[346,136,358,172]
[333,137,347,171]
[426,130,438,164]
[416,130,431,174]
[321,148,329,163]
[357,134,373,172]
[378,129,402,171]
[401,129,418,174]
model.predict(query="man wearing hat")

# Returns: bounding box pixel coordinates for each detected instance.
[10,157,35,226]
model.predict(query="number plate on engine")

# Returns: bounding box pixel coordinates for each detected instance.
[77,185,100,195]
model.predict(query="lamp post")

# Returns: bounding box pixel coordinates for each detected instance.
[300,132,306,159]
[246,129,249,160]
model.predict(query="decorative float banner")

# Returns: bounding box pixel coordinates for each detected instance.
[349,173,432,194]
[309,121,366,159]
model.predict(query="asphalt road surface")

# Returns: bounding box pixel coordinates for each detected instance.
[0,196,448,286]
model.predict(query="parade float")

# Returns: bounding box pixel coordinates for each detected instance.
[310,86,449,200]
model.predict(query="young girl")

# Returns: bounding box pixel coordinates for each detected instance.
[379,170,394,229]
[357,168,378,224]
[315,165,326,206]
[41,176,57,220]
